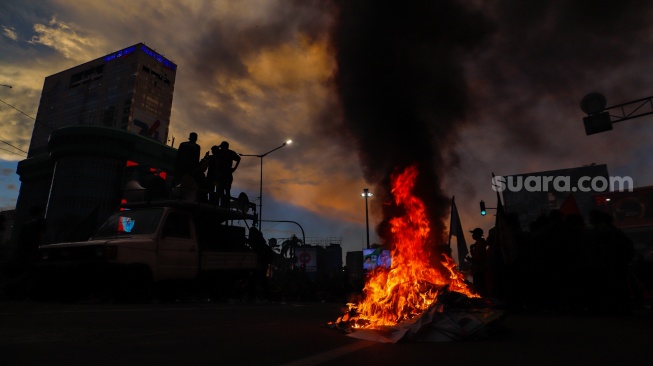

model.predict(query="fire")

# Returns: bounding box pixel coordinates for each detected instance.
[342,165,477,329]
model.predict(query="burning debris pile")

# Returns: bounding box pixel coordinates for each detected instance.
[330,166,505,343]
[334,287,504,343]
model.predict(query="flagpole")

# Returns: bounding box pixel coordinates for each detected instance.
[492,172,503,207]
[448,196,454,248]
[492,171,506,265]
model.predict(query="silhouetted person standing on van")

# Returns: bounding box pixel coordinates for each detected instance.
[215,141,241,208]
[206,145,221,198]
[174,132,201,184]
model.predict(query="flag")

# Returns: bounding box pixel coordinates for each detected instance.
[493,181,516,265]
[448,196,468,266]
[559,193,581,217]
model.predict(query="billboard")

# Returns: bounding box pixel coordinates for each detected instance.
[501,164,611,231]
[593,186,653,229]
[132,107,167,143]
[294,248,317,272]
[363,248,392,270]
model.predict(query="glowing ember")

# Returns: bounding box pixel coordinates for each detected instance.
[340,165,477,329]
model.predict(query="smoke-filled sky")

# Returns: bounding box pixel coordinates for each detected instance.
[1,1,652,258]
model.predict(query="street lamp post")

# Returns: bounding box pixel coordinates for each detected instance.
[361,188,373,249]
[240,140,292,226]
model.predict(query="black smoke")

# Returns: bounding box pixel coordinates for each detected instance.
[329,1,492,245]
[474,0,653,153]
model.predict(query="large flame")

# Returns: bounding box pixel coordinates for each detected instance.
[345,165,476,329]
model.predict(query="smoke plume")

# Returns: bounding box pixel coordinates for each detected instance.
[329,1,492,245]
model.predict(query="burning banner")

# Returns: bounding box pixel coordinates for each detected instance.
[331,166,505,342]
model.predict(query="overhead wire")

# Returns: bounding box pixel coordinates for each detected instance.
[0,97,38,157]
[0,145,25,156]
[0,98,35,121]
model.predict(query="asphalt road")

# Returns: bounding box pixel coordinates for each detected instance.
[1,299,652,366]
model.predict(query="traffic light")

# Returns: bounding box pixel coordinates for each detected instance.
[480,200,487,216]
[583,111,613,135]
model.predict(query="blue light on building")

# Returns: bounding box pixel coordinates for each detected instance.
[104,44,177,71]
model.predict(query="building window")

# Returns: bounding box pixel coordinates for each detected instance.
[69,65,105,89]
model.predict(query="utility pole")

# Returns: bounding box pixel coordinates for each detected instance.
[362,188,372,249]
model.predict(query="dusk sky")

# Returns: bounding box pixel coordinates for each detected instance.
[1,1,653,259]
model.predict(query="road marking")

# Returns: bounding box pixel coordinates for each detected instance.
[280,341,376,366]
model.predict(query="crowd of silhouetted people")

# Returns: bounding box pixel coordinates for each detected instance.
[174,132,241,207]
[465,209,651,315]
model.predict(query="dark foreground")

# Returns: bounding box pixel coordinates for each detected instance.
[1,299,651,366]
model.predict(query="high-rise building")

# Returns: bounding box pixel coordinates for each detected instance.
[29,43,176,156]
[13,43,178,247]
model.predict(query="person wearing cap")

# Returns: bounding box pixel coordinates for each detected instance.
[465,227,489,296]
[214,141,241,208]
[174,132,201,184]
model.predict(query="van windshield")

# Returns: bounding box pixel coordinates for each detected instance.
[92,208,164,238]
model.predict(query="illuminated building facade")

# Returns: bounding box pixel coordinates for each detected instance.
[13,43,177,246]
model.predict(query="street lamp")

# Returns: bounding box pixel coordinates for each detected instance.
[361,188,373,249]
[240,139,292,226]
